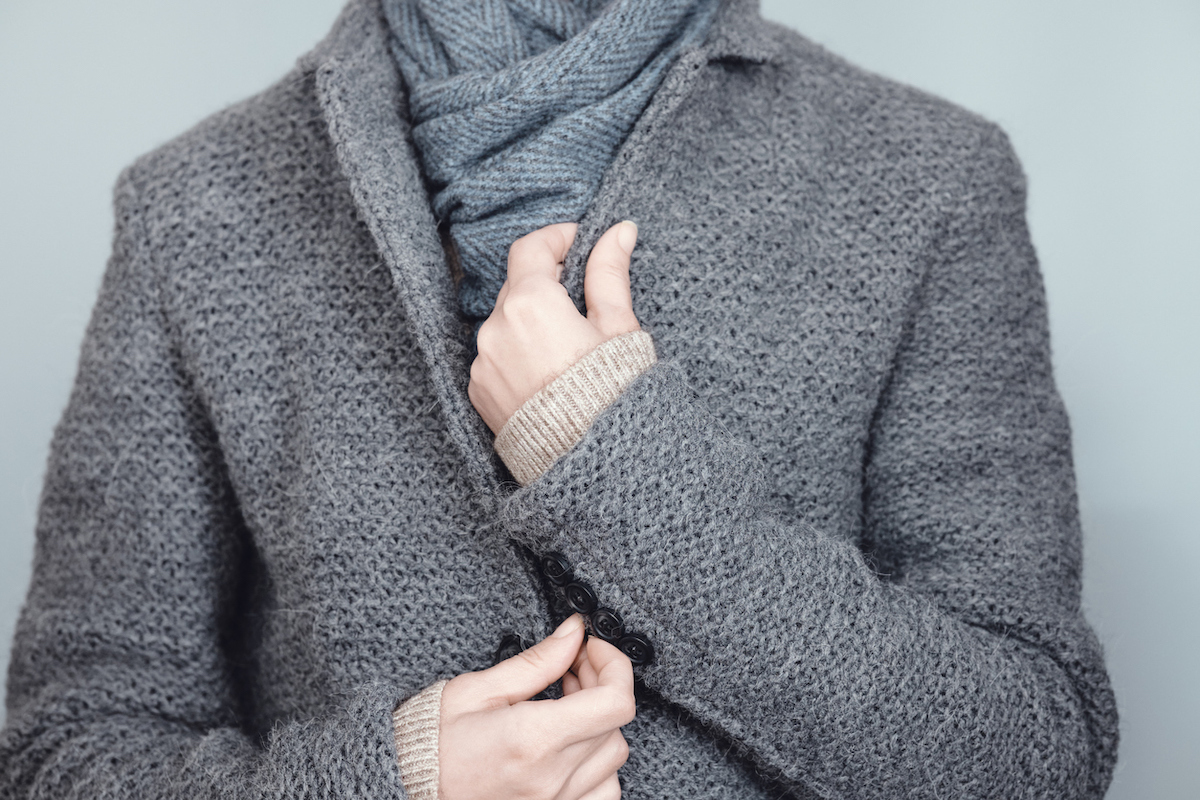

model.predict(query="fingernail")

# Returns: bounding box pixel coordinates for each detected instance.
[616,220,638,255]
[553,614,582,638]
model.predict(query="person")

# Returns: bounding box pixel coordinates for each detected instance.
[0,0,1119,797]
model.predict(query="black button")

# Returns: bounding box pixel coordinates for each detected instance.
[494,633,526,664]
[591,608,625,642]
[540,552,574,586]
[564,581,599,614]
[618,633,654,665]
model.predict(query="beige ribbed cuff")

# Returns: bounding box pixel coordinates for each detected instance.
[495,329,658,486]
[392,679,447,800]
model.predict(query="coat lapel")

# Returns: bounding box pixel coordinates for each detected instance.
[559,0,784,304]
[310,0,782,495]
[312,0,502,493]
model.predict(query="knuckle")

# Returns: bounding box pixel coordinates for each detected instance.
[594,264,630,291]
[501,726,547,772]
[610,732,630,768]
[509,732,540,764]
[501,288,541,323]
[508,234,538,265]
[475,322,496,354]
[601,690,636,726]
[515,644,551,674]
[620,694,637,725]
[441,671,480,711]
[599,260,630,280]
[510,763,557,800]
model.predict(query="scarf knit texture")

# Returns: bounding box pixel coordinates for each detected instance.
[382,0,720,321]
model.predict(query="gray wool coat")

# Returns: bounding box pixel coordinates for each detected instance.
[1,0,1118,797]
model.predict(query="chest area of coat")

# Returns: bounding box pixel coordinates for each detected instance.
[589,65,927,523]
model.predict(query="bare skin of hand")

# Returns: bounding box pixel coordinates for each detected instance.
[438,614,636,800]
[469,220,642,433]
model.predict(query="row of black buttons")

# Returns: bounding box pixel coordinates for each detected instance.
[539,551,655,666]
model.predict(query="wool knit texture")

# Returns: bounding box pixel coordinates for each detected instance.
[0,0,1118,798]
[381,0,720,320]
[391,679,446,800]
[495,329,658,485]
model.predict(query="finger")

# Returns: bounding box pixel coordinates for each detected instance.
[564,638,599,696]
[574,771,622,800]
[561,733,627,800]
[570,636,601,691]
[507,222,578,285]
[583,220,640,337]
[583,635,634,699]
[544,638,636,745]
[476,614,584,705]
[574,773,621,800]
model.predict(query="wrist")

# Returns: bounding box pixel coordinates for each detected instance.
[392,679,448,800]
[495,330,657,486]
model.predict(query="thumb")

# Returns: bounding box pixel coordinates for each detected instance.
[584,220,641,338]
[480,614,585,706]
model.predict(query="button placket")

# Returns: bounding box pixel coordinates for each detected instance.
[538,551,655,666]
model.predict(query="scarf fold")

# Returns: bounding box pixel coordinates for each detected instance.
[383,0,721,321]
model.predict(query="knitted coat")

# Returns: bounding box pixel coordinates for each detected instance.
[0,0,1119,797]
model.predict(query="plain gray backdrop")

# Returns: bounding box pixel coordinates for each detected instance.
[1,1,1196,797]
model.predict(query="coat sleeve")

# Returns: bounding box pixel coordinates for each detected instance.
[0,171,411,799]
[499,125,1119,799]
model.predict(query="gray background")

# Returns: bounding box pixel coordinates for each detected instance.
[1,1,1195,797]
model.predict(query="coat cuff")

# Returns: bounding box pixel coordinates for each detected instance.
[392,679,447,800]
[494,330,658,486]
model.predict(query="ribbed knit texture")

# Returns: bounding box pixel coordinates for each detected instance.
[496,330,657,485]
[0,1,1118,798]
[392,680,447,800]
[381,0,720,321]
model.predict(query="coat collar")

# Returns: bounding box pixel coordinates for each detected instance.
[309,0,781,495]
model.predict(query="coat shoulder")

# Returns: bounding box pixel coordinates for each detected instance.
[753,18,1018,183]
[117,58,345,244]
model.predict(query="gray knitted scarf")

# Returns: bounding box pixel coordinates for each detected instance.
[382,0,721,322]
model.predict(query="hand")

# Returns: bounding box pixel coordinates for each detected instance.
[438,614,636,800]
[469,220,642,434]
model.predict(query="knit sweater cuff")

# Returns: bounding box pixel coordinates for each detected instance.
[392,679,447,800]
[495,330,658,486]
